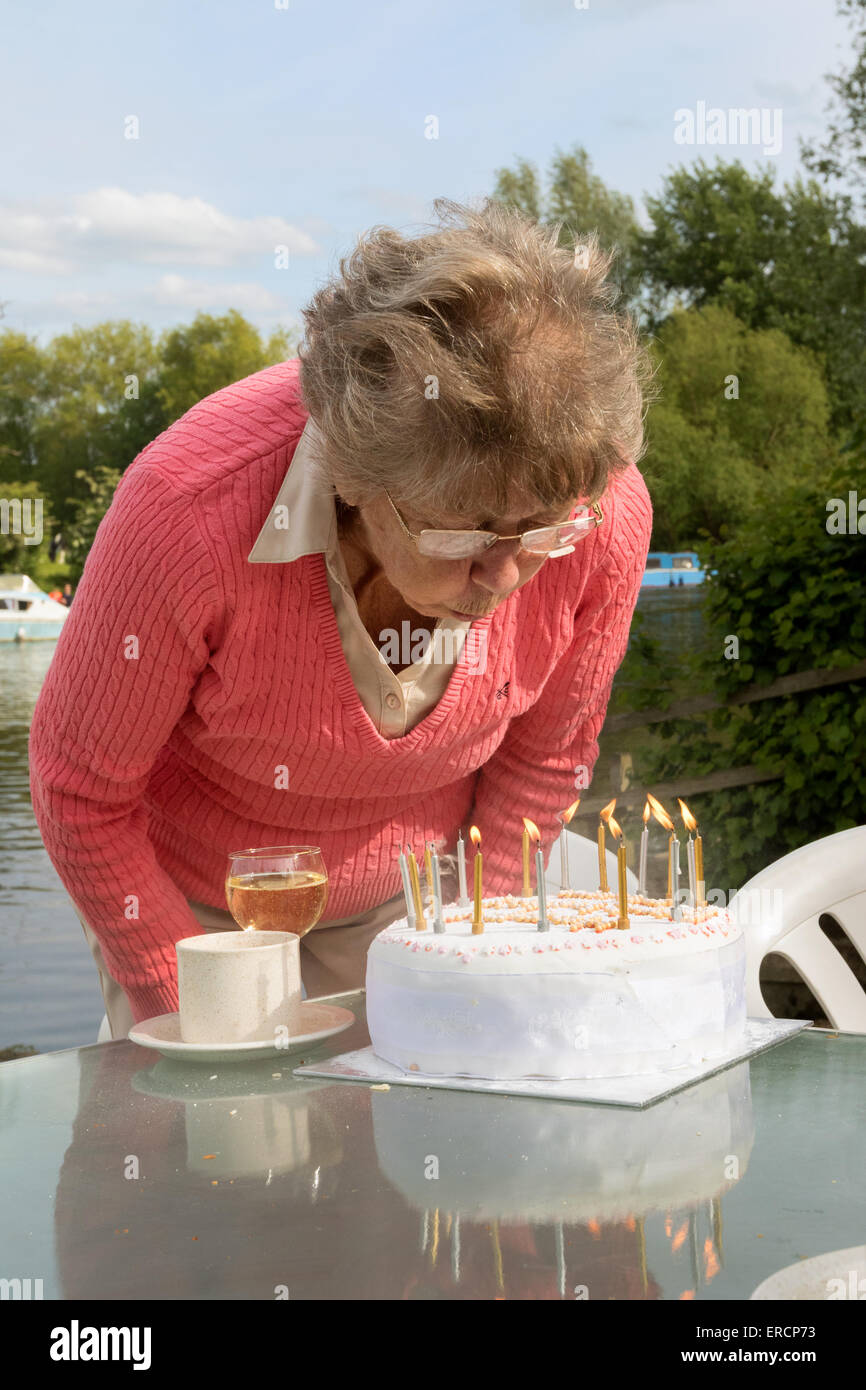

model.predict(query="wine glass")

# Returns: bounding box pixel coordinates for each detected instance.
[225,846,328,936]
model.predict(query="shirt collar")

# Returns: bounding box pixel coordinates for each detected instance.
[247,418,338,564]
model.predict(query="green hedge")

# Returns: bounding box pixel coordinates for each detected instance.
[617,457,866,887]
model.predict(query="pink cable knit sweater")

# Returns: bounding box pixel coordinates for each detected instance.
[29,359,652,1023]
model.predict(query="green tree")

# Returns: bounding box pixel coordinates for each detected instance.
[636,159,866,443]
[0,330,47,481]
[801,0,866,199]
[32,321,165,530]
[492,145,642,304]
[63,466,122,584]
[156,310,292,424]
[642,305,833,548]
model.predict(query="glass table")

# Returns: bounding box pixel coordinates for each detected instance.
[0,991,863,1301]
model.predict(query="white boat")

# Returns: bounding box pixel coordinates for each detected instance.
[0,573,70,641]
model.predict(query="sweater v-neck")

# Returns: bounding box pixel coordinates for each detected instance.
[308,552,490,752]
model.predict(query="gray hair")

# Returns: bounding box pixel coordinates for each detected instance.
[299,197,655,520]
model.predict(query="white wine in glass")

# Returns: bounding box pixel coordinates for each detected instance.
[225,846,328,936]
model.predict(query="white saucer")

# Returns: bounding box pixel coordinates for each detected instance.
[128,1000,356,1064]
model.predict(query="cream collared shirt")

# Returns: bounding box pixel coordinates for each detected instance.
[246,418,473,739]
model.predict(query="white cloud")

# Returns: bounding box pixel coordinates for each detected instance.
[151,274,291,313]
[0,188,321,275]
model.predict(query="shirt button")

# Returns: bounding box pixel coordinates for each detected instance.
[385,693,400,710]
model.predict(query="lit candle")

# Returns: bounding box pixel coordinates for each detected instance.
[424,843,435,917]
[559,798,581,890]
[470,825,483,934]
[398,848,417,929]
[608,813,629,930]
[646,793,675,899]
[598,799,616,892]
[430,844,445,934]
[678,800,698,910]
[456,829,469,907]
[525,818,548,930]
[406,844,425,929]
[522,820,532,897]
[638,801,650,896]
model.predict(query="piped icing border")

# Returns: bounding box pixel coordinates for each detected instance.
[372,890,741,965]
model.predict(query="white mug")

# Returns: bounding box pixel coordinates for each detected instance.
[176,931,301,1044]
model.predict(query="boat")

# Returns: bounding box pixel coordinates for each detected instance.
[0,573,70,641]
[641,550,705,589]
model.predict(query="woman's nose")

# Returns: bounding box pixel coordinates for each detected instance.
[469,541,525,594]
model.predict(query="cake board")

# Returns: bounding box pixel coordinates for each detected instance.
[293,1017,809,1108]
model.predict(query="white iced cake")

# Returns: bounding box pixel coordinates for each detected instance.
[365,889,747,1079]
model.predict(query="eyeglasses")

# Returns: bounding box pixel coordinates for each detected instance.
[383,491,603,559]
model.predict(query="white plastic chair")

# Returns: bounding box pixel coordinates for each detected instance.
[545,828,639,894]
[731,824,866,1033]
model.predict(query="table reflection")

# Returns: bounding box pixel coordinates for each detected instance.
[372,1062,753,1299]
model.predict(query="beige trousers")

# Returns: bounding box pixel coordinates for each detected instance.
[77,892,407,1041]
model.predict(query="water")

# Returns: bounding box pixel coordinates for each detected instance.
[0,643,105,1053]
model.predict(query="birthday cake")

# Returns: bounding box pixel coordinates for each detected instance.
[365,889,747,1080]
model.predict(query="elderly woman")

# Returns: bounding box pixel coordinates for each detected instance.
[29,199,653,1038]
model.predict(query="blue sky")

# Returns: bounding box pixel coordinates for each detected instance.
[1,0,851,345]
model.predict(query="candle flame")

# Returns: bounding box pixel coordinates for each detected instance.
[560,797,581,825]
[642,800,651,825]
[646,792,674,832]
[469,825,481,848]
[607,813,624,841]
[599,798,616,825]
[522,817,541,844]
[678,798,698,833]
[679,1290,696,1300]
[703,1236,720,1281]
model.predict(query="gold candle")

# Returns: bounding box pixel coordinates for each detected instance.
[522,823,531,897]
[609,813,629,929]
[646,794,675,900]
[470,825,483,934]
[598,798,616,892]
[406,845,425,929]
